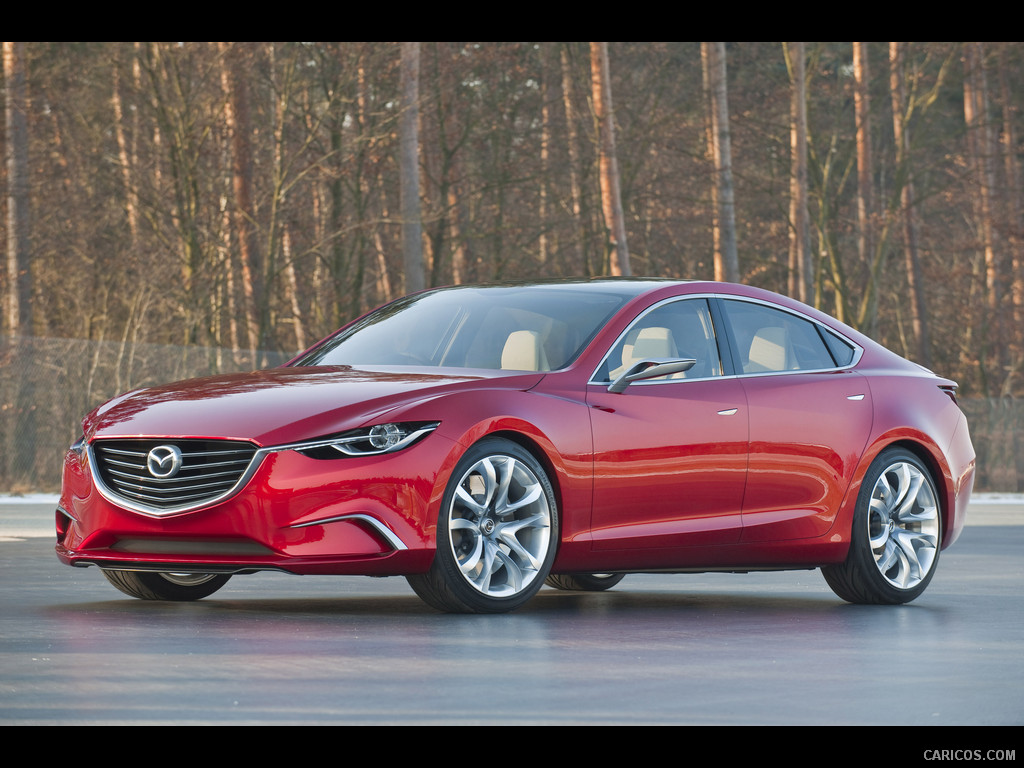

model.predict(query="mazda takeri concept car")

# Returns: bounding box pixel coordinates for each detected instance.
[57,279,976,612]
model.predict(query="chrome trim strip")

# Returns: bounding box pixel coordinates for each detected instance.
[713,294,865,372]
[588,292,864,386]
[89,563,287,575]
[89,441,267,519]
[288,513,409,551]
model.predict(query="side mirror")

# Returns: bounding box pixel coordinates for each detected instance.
[607,358,696,394]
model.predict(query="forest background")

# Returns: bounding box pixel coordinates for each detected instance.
[2,41,1022,492]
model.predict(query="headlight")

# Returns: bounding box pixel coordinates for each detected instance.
[70,436,87,458]
[290,421,439,459]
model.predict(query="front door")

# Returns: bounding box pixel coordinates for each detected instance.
[587,297,749,551]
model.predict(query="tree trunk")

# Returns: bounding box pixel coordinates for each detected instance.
[560,45,588,276]
[400,42,425,293]
[282,222,306,351]
[111,48,139,250]
[997,43,1023,387]
[963,42,1005,391]
[3,41,37,486]
[590,42,631,276]
[785,42,811,303]
[853,42,877,333]
[702,42,739,283]
[219,42,262,351]
[889,42,931,367]
[4,41,32,334]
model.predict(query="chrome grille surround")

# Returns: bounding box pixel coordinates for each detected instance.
[89,438,263,518]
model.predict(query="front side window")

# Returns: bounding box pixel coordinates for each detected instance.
[595,298,723,383]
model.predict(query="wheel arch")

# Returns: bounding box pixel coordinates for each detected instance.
[406,428,562,612]
[468,428,568,564]
[847,435,954,550]
[883,438,954,549]
[483,429,564,513]
[425,387,591,540]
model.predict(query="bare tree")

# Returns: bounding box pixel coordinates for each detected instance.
[702,42,739,283]
[889,42,931,367]
[561,44,588,276]
[111,46,140,250]
[997,44,1024,379]
[784,42,812,303]
[4,41,31,334]
[400,42,425,293]
[590,42,631,276]
[3,42,1024,405]
[963,42,1004,391]
[853,42,881,334]
[219,42,263,351]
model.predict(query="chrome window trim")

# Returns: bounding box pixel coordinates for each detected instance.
[588,293,863,387]
[715,294,864,376]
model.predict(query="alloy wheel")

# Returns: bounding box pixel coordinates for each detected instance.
[447,453,552,598]
[866,460,940,590]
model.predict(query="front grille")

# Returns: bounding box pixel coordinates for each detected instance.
[91,438,259,515]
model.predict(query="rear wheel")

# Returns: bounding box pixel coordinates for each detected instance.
[407,438,557,613]
[545,573,625,591]
[823,448,941,604]
[102,570,231,601]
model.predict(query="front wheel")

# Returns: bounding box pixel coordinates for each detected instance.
[822,448,941,604]
[102,570,231,601]
[407,438,558,613]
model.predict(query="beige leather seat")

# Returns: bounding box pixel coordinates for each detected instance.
[747,326,792,372]
[501,330,549,371]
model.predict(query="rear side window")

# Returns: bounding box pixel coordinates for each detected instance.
[722,300,839,373]
[819,327,855,367]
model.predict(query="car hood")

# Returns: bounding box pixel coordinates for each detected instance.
[83,366,545,446]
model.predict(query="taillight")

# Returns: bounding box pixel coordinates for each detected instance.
[939,384,958,405]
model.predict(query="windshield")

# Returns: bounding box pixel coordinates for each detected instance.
[293,284,631,372]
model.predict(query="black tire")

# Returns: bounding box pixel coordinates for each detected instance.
[545,573,625,591]
[407,438,558,613]
[822,448,941,604]
[102,570,231,601]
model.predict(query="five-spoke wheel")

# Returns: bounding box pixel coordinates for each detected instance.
[407,438,557,613]
[823,448,941,604]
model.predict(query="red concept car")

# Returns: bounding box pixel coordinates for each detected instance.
[57,279,976,613]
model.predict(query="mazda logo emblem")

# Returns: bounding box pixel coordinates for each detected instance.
[147,445,183,479]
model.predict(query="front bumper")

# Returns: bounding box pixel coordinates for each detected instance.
[56,435,460,576]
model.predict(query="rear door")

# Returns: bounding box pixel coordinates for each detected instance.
[717,298,872,542]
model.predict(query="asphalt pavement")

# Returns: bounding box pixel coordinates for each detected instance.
[2,493,1022,727]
